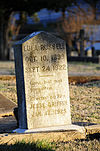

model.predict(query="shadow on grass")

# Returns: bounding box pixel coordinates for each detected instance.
[73,133,100,142]
[0,141,56,151]
[73,122,97,126]
[0,134,99,151]
[86,133,100,141]
[96,67,100,70]
[75,80,100,88]
[58,133,100,145]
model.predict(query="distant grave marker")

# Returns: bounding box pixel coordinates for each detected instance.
[0,94,16,115]
[14,31,84,133]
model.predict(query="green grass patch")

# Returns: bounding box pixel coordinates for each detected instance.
[0,136,100,151]
[0,140,56,151]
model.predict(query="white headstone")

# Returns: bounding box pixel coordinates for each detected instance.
[14,31,72,131]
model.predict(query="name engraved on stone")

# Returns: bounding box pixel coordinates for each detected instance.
[24,43,65,52]
[31,101,67,109]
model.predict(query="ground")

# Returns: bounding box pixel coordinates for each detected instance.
[0,61,100,150]
[0,61,100,124]
[0,61,100,76]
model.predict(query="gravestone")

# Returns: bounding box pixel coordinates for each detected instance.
[0,94,17,116]
[14,31,84,133]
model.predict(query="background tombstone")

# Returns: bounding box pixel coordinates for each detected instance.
[14,31,74,132]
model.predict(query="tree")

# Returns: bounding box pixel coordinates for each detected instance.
[57,0,100,56]
[0,0,75,60]
[84,0,100,20]
[0,0,28,60]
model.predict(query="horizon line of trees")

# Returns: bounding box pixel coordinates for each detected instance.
[0,0,100,60]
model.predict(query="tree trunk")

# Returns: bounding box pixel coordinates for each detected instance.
[3,19,9,60]
[0,16,4,60]
[0,14,10,60]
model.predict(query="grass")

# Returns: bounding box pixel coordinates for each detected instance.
[0,140,56,151]
[0,61,100,150]
[68,61,100,67]
[70,81,100,124]
[0,134,100,151]
[0,79,100,123]
[0,79,99,151]
[0,61,100,76]
[55,134,100,151]
[68,62,100,76]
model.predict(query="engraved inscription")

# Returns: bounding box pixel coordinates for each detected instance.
[25,64,67,72]
[24,43,65,52]
[21,32,71,129]
[31,101,67,109]
[32,108,67,117]
[24,53,65,63]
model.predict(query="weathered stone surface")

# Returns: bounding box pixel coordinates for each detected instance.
[85,124,100,135]
[14,31,71,130]
[0,131,86,145]
[13,124,85,133]
[0,94,17,116]
[0,120,100,144]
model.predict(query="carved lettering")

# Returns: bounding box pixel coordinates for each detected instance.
[32,108,67,117]
[41,55,49,61]
[25,56,38,63]
[48,101,67,107]
[24,45,39,51]
[41,45,47,50]
[45,108,67,116]
[51,54,64,62]
[24,43,64,52]
[25,66,39,72]
[53,64,66,71]
[40,43,65,51]
[42,66,51,71]
[30,86,53,93]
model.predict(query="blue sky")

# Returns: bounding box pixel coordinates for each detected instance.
[14,8,68,25]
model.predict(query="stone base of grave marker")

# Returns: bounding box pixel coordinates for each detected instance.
[13,125,85,134]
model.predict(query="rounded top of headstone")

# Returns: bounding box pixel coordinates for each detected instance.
[14,31,43,45]
[14,31,64,45]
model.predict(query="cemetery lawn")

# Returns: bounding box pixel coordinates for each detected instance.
[0,61,100,75]
[68,62,100,76]
[0,61,100,150]
[0,135,100,151]
[0,78,99,124]
[0,61,100,124]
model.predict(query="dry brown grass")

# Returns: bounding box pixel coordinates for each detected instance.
[0,61,100,150]
[0,61,100,124]
[70,81,100,124]
[0,79,99,124]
